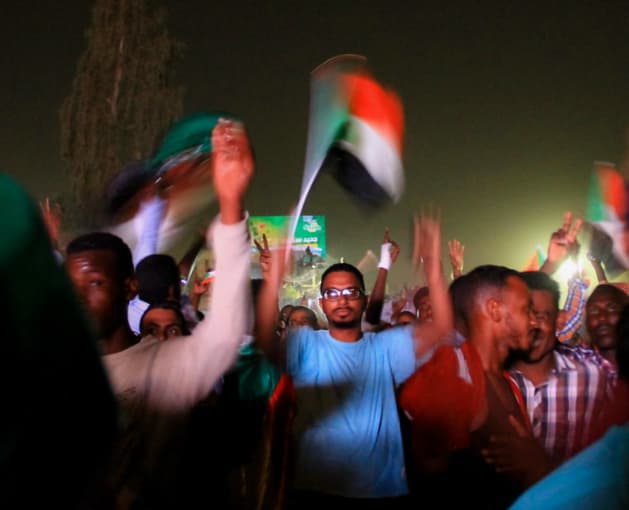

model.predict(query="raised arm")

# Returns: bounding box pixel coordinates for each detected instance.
[365,228,400,325]
[145,118,254,412]
[254,233,288,367]
[539,211,582,275]
[448,238,464,280]
[557,276,588,344]
[412,211,453,357]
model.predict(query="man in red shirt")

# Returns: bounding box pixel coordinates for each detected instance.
[398,265,551,508]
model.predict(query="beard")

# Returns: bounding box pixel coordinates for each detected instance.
[328,317,362,330]
[521,328,556,363]
[592,327,616,351]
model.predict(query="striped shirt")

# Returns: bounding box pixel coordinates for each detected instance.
[509,344,613,464]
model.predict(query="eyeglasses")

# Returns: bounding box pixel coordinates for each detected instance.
[321,287,364,301]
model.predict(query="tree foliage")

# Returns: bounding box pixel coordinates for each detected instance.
[60,0,184,228]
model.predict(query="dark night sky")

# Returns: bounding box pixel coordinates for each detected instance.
[3,1,629,288]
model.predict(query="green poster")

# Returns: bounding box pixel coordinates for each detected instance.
[249,215,326,259]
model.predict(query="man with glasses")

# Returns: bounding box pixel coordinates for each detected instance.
[254,216,452,509]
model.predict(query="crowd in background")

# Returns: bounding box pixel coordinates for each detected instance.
[3,118,629,509]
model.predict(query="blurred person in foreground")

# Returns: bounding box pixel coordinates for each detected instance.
[65,118,255,508]
[0,174,117,508]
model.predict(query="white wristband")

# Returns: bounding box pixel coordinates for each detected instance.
[378,242,392,270]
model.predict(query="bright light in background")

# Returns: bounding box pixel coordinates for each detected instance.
[557,259,578,282]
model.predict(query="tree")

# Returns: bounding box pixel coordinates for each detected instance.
[60,0,184,229]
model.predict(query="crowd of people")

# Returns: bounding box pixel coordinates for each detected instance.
[3,118,629,509]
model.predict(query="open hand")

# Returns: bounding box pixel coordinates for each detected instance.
[413,208,442,274]
[448,239,464,278]
[211,118,254,205]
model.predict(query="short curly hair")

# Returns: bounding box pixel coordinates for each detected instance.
[66,232,133,281]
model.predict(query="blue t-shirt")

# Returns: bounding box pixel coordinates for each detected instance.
[509,424,629,509]
[286,325,416,498]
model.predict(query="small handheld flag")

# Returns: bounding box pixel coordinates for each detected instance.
[289,54,405,253]
[586,161,629,277]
